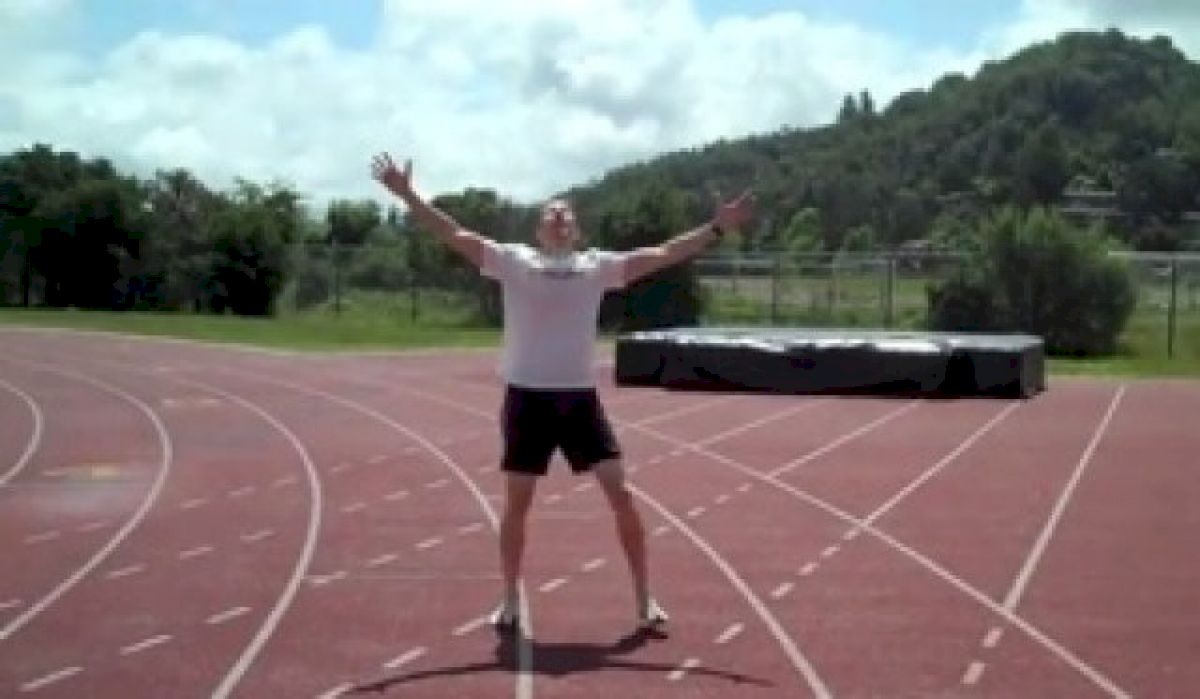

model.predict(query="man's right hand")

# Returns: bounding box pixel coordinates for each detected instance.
[371,153,413,199]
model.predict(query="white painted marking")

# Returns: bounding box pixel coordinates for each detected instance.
[687,506,706,519]
[452,616,489,636]
[197,398,222,408]
[0,599,22,611]
[368,455,388,465]
[539,577,568,593]
[120,634,172,656]
[736,483,752,493]
[367,553,399,568]
[271,476,298,488]
[207,607,252,625]
[667,657,701,681]
[425,478,449,490]
[652,525,671,537]
[316,682,351,699]
[330,462,352,474]
[105,564,146,580]
[384,489,409,502]
[714,622,744,645]
[544,494,563,505]
[962,661,986,686]
[309,571,348,587]
[581,558,606,573]
[573,482,592,493]
[842,528,861,542]
[20,666,82,692]
[180,497,210,510]
[799,562,818,577]
[229,486,256,498]
[23,530,60,544]
[0,378,44,488]
[383,646,427,670]
[820,545,839,559]
[649,455,664,465]
[77,521,108,533]
[770,582,795,599]
[767,402,921,478]
[416,537,444,550]
[179,545,215,560]
[457,522,484,535]
[714,494,731,506]
[983,627,1004,649]
[240,529,275,544]
[341,502,367,514]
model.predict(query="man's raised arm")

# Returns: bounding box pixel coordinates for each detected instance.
[623,188,754,285]
[371,152,486,269]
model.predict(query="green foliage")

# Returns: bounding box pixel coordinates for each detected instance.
[928,207,1136,354]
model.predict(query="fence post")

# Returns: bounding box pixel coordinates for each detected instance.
[1168,255,1178,359]
[770,253,781,325]
[884,254,896,329]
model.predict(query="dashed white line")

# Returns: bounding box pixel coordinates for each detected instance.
[270,476,298,488]
[544,494,563,505]
[76,521,108,533]
[736,483,752,494]
[228,486,256,498]
[667,657,701,681]
[425,478,449,490]
[309,571,348,587]
[20,666,82,692]
[180,497,210,510]
[714,622,744,645]
[178,545,215,560]
[649,455,664,465]
[581,557,606,573]
[207,607,252,626]
[316,682,351,699]
[366,553,399,568]
[573,482,592,493]
[341,502,367,514]
[652,525,671,537]
[383,646,427,670]
[120,634,172,656]
[770,582,795,600]
[452,615,489,636]
[714,494,731,506]
[687,506,706,519]
[416,537,444,550]
[799,562,818,577]
[23,531,60,545]
[842,528,861,542]
[330,462,353,474]
[0,599,22,611]
[105,564,146,580]
[982,627,1004,649]
[820,545,840,559]
[962,661,986,686]
[240,529,275,544]
[539,577,568,593]
[383,489,409,502]
[457,522,484,536]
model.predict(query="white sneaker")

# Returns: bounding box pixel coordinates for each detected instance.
[638,598,669,629]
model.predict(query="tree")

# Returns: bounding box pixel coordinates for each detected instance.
[1014,121,1069,205]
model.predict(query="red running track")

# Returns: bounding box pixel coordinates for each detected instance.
[1,328,1198,698]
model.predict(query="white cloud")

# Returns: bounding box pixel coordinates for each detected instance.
[1,0,1196,211]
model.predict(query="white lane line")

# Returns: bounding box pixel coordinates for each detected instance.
[649,456,664,465]
[207,607,253,625]
[686,506,706,519]
[714,493,731,506]
[581,557,607,573]
[120,634,172,656]
[820,545,839,559]
[23,530,60,544]
[0,598,22,611]
[982,627,1004,649]
[544,494,563,505]
[19,666,83,692]
[316,682,351,699]
[770,582,795,600]
[383,646,427,670]
[962,661,986,686]
[271,476,298,488]
[539,577,568,593]
[228,485,256,498]
[0,378,44,488]
[714,622,744,645]
[309,571,348,587]
[366,553,399,568]
[105,564,146,580]
[425,478,449,490]
[736,483,752,494]
[178,545,215,560]
[240,529,275,544]
[799,562,818,577]
[330,462,353,474]
[652,525,671,537]
[180,497,210,510]
[383,489,409,502]
[457,522,484,535]
[76,520,108,533]
[573,482,592,493]
[842,528,861,542]
[452,615,489,636]
[416,537,444,551]
[341,502,367,514]
[667,657,701,682]
[767,402,920,478]
[0,358,174,643]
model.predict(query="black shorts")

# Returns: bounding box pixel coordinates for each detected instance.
[500,385,621,476]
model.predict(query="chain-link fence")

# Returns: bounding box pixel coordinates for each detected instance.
[279,241,1199,360]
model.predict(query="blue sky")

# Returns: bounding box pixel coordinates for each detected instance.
[5,0,1197,205]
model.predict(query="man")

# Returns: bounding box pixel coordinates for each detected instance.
[371,152,753,631]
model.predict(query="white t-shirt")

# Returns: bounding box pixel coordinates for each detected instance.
[481,241,628,389]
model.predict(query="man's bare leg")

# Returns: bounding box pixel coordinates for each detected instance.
[593,458,667,626]
[496,472,538,624]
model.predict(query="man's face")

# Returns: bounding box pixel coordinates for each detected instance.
[536,201,581,251]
